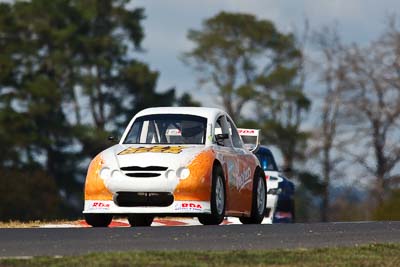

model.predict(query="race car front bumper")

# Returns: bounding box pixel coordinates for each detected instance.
[83,200,211,214]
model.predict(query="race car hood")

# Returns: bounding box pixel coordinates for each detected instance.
[101,144,206,170]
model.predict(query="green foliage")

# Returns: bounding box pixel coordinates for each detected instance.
[1,244,399,267]
[185,11,310,171]
[176,92,202,107]
[0,0,186,220]
[373,189,400,220]
[0,167,62,220]
[329,188,370,222]
[297,171,325,196]
[261,120,310,166]
[185,12,315,220]
[117,61,176,127]
[294,185,321,222]
[184,11,301,122]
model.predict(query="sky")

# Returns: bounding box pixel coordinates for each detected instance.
[131,0,400,107]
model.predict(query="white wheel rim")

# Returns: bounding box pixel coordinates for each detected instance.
[256,178,266,215]
[216,176,225,215]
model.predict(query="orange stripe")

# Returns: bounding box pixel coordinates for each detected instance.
[173,149,215,201]
[84,155,113,201]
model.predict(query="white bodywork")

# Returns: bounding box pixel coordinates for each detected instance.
[265,170,283,221]
[83,107,261,217]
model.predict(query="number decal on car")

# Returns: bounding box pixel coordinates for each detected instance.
[118,145,186,155]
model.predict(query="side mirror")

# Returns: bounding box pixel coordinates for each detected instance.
[215,133,229,146]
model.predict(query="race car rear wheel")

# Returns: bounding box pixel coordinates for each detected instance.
[128,214,154,227]
[290,200,296,223]
[84,213,113,227]
[275,198,296,223]
[198,165,225,225]
[240,169,266,224]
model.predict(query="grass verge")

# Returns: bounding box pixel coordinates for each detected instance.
[1,243,399,267]
[0,220,79,228]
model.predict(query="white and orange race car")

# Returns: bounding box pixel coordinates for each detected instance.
[83,107,266,227]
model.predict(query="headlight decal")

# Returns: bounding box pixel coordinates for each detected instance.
[176,167,190,180]
[99,167,111,180]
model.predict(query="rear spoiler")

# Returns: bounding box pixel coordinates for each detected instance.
[237,128,260,152]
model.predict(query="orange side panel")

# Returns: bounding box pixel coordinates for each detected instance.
[84,155,113,201]
[229,155,256,213]
[173,150,215,201]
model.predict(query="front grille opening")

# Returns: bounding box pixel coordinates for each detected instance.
[125,173,161,178]
[120,166,168,171]
[114,192,174,207]
[120,165,167,178]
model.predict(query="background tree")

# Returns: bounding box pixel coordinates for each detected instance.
[373,189,400,220]
[176,92,202,107]
[251,21,309,174]
[183,10,309,172]
[310,26,347,221]
[0,0,182,220]
[254,55,310,173]
[340,19,400,206]
[183,12,301,122]
[184,12,330,222]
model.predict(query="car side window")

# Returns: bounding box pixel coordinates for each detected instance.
[256,153,268,171]
[256,150,277,171]
[124,121,140,143]
[215,120,223,136]
[214,116,231,147]
[227,119,243,148]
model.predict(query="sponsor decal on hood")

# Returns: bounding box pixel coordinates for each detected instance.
[118,145,187,155]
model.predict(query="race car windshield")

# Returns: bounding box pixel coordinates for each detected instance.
[123,114,207,145]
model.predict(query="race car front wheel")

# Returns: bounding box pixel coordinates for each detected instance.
[84,213,113,227]
[128,214,154,227]
[198,165,226,225]
[239,169,266,224]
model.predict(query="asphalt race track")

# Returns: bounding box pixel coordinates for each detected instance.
[1,221,400,257]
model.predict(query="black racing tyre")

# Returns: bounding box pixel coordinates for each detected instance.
[276,198,292,212]
[239,169,266,224]
[84,213,113,227]
[128,214,154,227]
[198,165,226,225]
[290,200,296,223]
[277,198,295,222]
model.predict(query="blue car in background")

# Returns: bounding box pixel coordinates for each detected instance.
[255,146,295,223]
